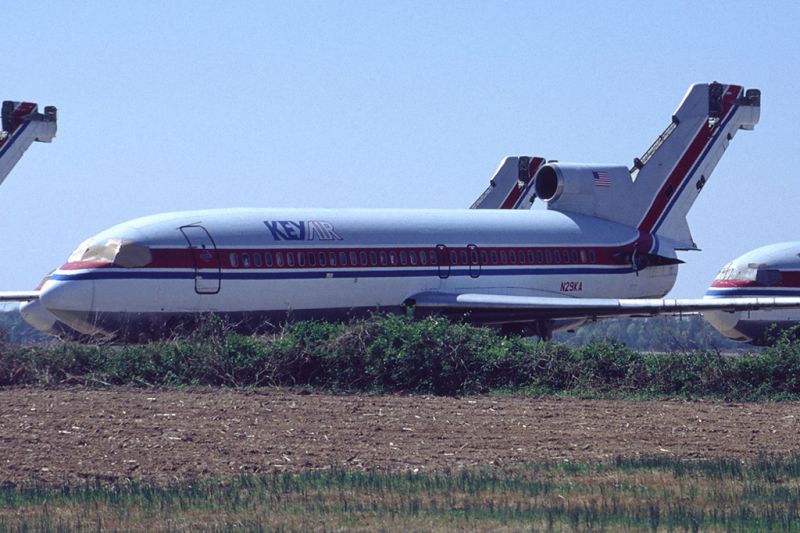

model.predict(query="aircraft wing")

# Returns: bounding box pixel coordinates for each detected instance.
[0,291,39,302]
[407,292,800,323]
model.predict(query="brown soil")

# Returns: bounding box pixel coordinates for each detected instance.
[2,387,800,487]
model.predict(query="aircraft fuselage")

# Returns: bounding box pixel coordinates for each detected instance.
[35,208,678,341]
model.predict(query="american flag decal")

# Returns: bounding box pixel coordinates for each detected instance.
[593,170,611,187]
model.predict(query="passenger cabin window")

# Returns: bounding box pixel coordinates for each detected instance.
[276,252,285,267]
[253,253,262,267]
[286,253,295,267]
[265,252,273,267]
[588,250,597,263]
[307,252,316,267]
[490,250,498,264]
[527,250,535,264]
[296,253,305,267]
[499,250,507,264]
[230,253,239,268]
[389,251,397,266]
[409,251,417,265]
[509,250,517,264]
[399,251,408,265]
[536,250,544,263]
[419,251,427,265]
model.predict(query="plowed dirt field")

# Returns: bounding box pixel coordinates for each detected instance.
[2,387,800,487]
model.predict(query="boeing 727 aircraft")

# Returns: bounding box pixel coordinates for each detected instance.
[9,82,800,342]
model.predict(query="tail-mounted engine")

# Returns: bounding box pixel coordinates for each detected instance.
[533,163,634,215]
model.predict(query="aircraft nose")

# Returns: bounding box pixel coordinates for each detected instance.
[39,278,94,312]
[38,279,101,336]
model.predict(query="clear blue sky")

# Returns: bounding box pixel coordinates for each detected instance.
[1,1,798,301]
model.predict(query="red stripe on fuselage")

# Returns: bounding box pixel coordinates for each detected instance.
[711,271,800,289]
[56,239,656,272]
[638,85,741,233]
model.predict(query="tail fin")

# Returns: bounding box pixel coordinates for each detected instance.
[532,82,760,250]
[470,156,545,209]
[0,100,57,187]
[633,83,759,248]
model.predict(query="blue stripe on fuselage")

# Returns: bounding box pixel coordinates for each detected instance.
[705,288,800,298]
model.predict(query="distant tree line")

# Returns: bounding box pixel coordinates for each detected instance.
[554,315,748,352]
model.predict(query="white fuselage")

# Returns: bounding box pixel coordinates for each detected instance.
[704,242,800,343]
[32,207,678,341]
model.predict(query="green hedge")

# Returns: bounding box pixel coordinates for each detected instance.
[2,315,800,400]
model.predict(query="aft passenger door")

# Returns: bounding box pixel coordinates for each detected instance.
[180,225,221,294]
[436,244,450,279]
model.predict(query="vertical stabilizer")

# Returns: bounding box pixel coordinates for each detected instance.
[0,100,57,187]
[470,156,545,209]
[532,83,760,251]
[633,83,760,249]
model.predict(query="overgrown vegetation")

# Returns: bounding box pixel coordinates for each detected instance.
[2,314,800,400]
[4,455,800,532]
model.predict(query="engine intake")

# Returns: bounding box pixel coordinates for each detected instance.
[533,165,562,202]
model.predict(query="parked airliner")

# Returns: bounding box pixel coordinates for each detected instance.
[703,242,800,344]
[8,82,800,342]
[14,158,543,341]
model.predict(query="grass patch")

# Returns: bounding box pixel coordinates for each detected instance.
[3,455,800,531]
[3,314,800,400]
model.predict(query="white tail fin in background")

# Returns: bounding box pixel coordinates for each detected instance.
[470,156,545,209]
[0,100,57,187]
[532,82,760,251]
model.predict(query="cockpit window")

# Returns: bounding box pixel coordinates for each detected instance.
[715,262,756,282]
[68,239,152,268]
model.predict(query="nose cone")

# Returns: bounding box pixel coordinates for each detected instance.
[703,310,752,343]
[19,299,87,341]
[39,279,103,337]
[20,299,59,335]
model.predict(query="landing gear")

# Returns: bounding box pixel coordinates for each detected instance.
[498,321,553,341]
